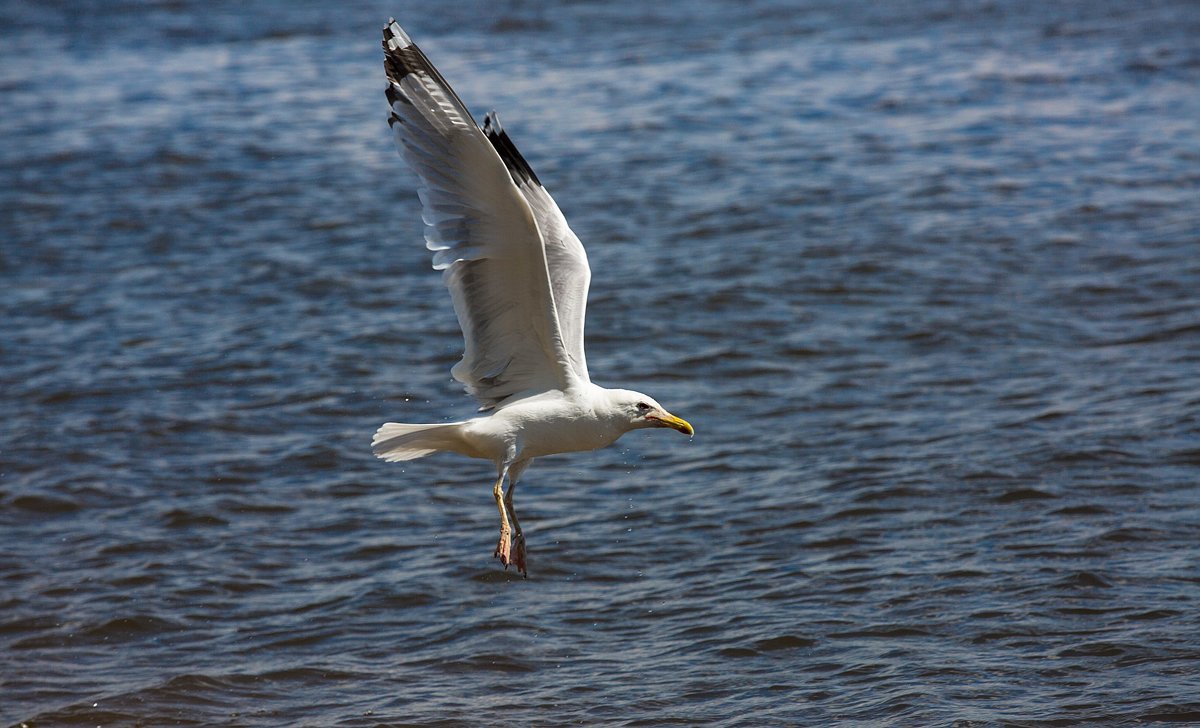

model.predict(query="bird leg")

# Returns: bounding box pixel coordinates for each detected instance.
[504,478,526,577]
[492,468,512,568]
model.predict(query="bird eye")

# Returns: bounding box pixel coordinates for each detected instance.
[636,402,651,411]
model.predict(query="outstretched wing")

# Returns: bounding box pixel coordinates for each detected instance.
[383,20,579,409]
[482,112,591,384]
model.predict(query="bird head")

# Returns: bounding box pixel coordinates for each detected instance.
[608,389,693,436]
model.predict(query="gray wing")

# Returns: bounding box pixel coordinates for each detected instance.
[383,20,579,409]
[482,112,592,383]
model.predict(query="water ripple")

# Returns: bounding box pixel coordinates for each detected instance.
[4,0,1200,725]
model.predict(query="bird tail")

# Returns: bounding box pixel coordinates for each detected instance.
[371,421,466,462]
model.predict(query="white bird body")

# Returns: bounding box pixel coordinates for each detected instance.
[461,389,620,461]
[372,20,692,575]
[376,385,669,464]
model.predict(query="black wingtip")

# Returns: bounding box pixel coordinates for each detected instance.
[382,21,478,126]
[481,111,542,187]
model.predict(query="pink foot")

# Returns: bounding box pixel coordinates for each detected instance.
[494,528,512,568]
[512,531,527,578]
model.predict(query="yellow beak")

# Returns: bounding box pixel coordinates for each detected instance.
[648,411,694,436]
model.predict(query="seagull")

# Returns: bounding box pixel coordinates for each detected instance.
[372,20,693,577]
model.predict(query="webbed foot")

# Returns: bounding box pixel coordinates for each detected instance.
[512,530,527,578]
[494,527,512,568]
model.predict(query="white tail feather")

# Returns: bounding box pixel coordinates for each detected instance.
[372,421,465,462]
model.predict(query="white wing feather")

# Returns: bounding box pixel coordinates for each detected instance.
[482,112,592,383]
[383,20,581,409]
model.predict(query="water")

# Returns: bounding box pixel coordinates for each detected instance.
[3,0,1199,724]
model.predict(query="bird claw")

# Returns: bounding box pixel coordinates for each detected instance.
[492,528,527,577]
[494,528,512,567]
[512,532,527,578]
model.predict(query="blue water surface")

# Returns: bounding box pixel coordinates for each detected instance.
[2,0,1199,724]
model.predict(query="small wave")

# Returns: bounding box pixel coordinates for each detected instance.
[1140,704,1200,723]
[438,652,537,674]
[162,508,228,528]
[801,536,860,550]
[754,634,817,651]
[828,625,934,639]
[8,494,81,514]
[993,488,1058,503]
[1057,572,1113,588]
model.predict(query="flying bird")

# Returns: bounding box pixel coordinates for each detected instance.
[373,19,693,577]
